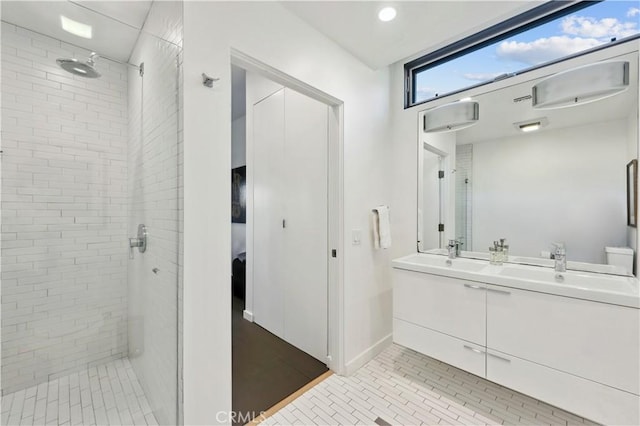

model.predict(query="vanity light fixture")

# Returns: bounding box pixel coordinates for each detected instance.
[60,15,92,39]
[514,117,548,133]
[423,100,479,133]
[378,7,397,22]
[532,61,628,109]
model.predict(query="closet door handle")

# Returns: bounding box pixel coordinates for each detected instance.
[487,287,511,295]
[488,352,511,363]
[463,345,485,355]
[463,283,483,290]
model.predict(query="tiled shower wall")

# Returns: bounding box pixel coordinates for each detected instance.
[455,144,472,250]
[1,23,129,394]
[126,2,183,424]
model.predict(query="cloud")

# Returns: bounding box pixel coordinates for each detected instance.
[561,15,638,39]
[496,36,602,65]
[415,86,438,100]
[627,7,639,18]
[462,72,503,82]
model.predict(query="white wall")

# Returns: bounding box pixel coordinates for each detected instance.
[420,150,441,250]
[127,11,181,424]
[183,2,392,423]
[420,131,457,248]
[472,120,627,264]
[1,23,128,393]
[389,63,420,261]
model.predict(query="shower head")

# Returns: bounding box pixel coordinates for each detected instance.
[56,53,101,78]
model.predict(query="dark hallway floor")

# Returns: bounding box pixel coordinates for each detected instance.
[232,296,328,424]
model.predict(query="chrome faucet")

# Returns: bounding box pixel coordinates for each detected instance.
[447,239,461,259]
[552,242,566,273]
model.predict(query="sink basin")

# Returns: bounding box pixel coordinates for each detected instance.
[498,266,637,294]
[439,258,488,272]
[393,253,639,307]
[394,254,488,273]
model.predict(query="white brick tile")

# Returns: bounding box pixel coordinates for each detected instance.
[329,401,358,424]
[3,359,158,425]
[290,408,317,425]
[260,344,596,426]
[2,5,183,422]
[2,21,130,395]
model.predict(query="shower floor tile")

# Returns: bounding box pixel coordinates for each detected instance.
[1,358,158,426]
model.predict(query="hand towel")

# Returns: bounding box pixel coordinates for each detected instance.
[372,205,392,249]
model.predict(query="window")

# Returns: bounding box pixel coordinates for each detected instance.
[405,0,640,108]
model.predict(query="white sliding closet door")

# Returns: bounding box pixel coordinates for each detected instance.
[252,87,328,363]
[253,89,286,339]
[282,89,328,363]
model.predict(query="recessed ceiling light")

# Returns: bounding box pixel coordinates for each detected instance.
[60,15,92,39]
[378,7,397,22]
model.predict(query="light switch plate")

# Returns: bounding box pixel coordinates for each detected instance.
[352,229,362,245]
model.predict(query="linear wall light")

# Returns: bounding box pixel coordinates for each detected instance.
[532,61,629,109]
[423,100,479,133]
[514,117,549,133]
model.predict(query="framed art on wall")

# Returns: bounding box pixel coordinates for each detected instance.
[232,166,246,224]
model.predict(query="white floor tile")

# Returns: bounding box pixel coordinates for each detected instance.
[261,344,596,426]
[1,359,157,426]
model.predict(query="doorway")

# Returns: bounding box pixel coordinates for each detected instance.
[230,60,339,423]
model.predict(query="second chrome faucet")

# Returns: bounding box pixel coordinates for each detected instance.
[552,242,566,274]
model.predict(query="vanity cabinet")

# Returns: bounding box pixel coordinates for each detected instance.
[393,269,486,376]
[392,264,640,425]
[393,269,486,344]
[486,347,640,426]
[486,284,640,395]
[485,284,640,425]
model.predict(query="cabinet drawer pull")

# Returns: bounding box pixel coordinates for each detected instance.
[488,352,511,363]
[463,283,483,290]
[487,287,511,295]
[463,345,485,355]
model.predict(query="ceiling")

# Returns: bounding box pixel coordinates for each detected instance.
[0,1,152,62]
[1,1,544,70]
[282,1,544,69]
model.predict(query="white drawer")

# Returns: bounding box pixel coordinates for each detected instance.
[486,348,640,426]
[394,269,486,345]
[393,318,485,378]
[487,284,640,395]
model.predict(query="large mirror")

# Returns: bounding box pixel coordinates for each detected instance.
[417,42,638,276]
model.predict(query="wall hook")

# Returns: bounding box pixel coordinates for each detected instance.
[202,73,219,88]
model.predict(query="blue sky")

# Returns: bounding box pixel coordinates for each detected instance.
[415,1,640,102]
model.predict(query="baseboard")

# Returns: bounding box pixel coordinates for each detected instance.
[243,310,254,322]
[344,333,393,376]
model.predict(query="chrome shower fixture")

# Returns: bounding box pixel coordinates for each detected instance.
[56,52,101,78]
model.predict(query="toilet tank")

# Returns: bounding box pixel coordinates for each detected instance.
[605,247,634,275]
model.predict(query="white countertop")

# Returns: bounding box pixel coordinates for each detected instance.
[393,253,640,309]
